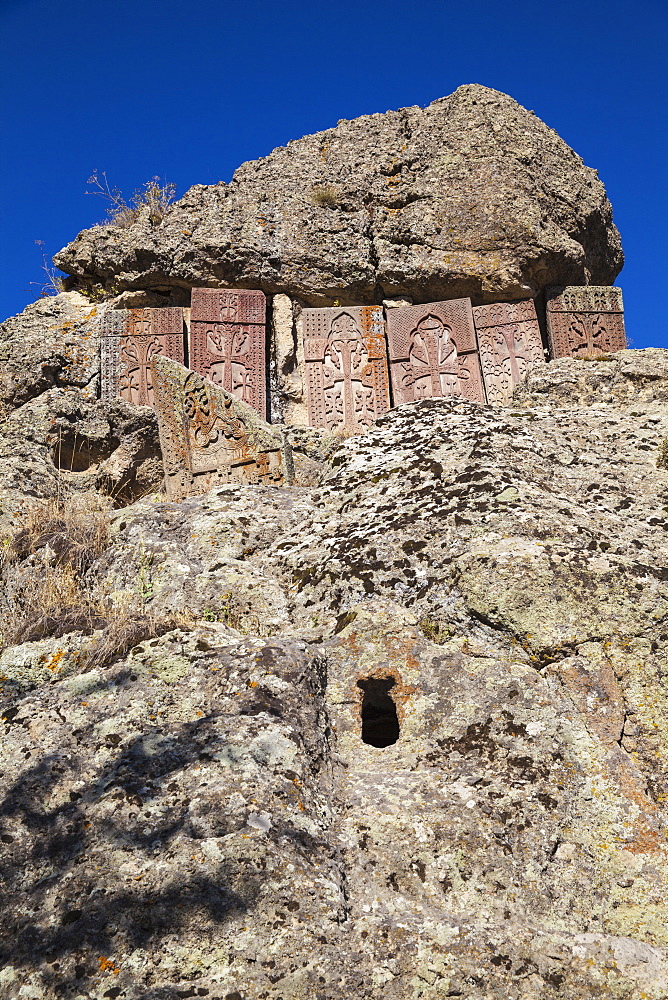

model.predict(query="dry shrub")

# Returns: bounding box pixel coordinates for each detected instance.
[309,184,340,209]
[8,497,109,573]
[30,240,65,299]
[0,497,110,648]
[80,609,193,672]
[0,497,195,668]
[87,170,176,228]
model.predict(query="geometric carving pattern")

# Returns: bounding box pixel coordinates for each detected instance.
[472,300,545,405]
[101,308,185,407]
[386,298,486,405]
[190,289,267,419]
[546,286,626,358]
[151,355,287,501]
[303,306,391,430]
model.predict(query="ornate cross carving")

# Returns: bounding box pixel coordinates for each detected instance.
[546,286,626,358]
[190,289,267,419]
[151,356,287,501]
[303,306,391,430]
[101,308,185,407]
[473,300,545,405]
[386,298,485,405]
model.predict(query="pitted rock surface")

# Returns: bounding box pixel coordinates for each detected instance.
[54,85,622,305]
[514,347,668,408]
[276,376,668,654]
[0,294,164,513]
[93,485,317,632]
[5,351,668,998]
[0,387,163,513]
[0,292,102,412]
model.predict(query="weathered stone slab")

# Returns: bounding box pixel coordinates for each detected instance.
[386,298,485,404]
[152,356,289,501]
[190,288,267,419]
[546,286,626,358]
[101,307,185,406]
[303,306,391,429]
[472,300,545,405]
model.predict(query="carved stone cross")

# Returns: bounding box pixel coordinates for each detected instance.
[472,300,545,405]
[303,306,391,430]
[546,286,626,358]
[386,298,485,405]
[101,308,185,407]
[151,355,288,501]
[189,288,267,419]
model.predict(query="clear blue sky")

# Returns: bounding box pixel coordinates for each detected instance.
[1,0,666,347]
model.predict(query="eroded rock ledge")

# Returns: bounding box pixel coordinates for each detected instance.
[54,85,623,308]
[2,346,668,998]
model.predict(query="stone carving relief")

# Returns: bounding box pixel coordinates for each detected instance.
[472,300,545,405]
[151,356,287,501]
[386,298,485,404]
[303,306,391,429]
[101,308,185,406]
[190,289,267,419]
[546,286,626,358]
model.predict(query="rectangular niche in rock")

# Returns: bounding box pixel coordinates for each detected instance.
[151,355,289,501]
[189,288,267,419]
[386,298,485,404]
[546,286,626,358]
[101,308,185,407]
[472,300,545,405]
[302,306,391,429]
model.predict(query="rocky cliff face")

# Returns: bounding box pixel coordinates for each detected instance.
[3,336,668,999]
[0,293,164,508]
[0,89,649,999]
[54,85,623,308]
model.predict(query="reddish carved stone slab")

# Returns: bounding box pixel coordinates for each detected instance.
[303,306,391,430]
[190,289,267,419]
[546,286,626,358]
[472,300,545,405]
[101,308,185,406]
[386,298,485,405]
[152,356,288,501]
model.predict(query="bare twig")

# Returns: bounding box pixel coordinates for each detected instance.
[28,241,65,298]
[86,170,176,228]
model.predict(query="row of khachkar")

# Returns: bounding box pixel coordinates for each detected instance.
[101,285,627,427]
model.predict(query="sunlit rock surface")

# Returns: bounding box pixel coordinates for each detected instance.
[54,85,623,307]
[3,349,668,997]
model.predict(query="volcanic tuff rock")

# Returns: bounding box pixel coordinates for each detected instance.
[0,294,336,516]
[0,293,164,512]
[4,347,668,998]
[54,85,623,306]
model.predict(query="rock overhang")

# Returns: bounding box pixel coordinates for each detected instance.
[54,83,623,308]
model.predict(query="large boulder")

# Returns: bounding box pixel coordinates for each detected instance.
[4,350,668,998]
[54,85,623,306]
[0,293,164,512]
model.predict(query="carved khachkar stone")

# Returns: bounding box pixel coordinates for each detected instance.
[151,356,290,501]
[190,288,267,419]
[303,306,391,429]
[472,300,545,405]
[386,298,485,404]
[101,308,185,406]
[546,286,626,358]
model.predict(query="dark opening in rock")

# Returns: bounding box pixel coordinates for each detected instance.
[357,676,400,748]
[50,433,120,473]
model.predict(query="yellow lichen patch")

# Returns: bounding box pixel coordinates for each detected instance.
[41,649,65,673]
[98,956,120,975]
